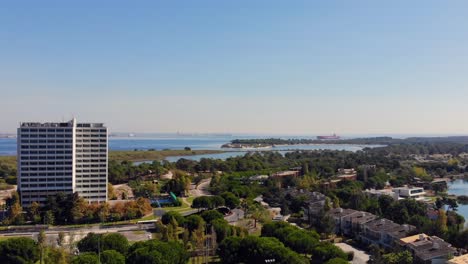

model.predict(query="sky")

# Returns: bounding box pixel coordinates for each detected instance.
[1,1,468,135]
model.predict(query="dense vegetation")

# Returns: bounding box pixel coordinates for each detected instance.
[109,149,224,162]
[2,140,468,262]
[226,137,394,146]
[2,191,152,225]
[226,136,468,147]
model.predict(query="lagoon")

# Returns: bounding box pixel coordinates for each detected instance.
[447,179,468,227]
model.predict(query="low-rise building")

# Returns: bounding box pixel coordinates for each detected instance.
[394,186,426,200]
[327,208,359,234]
[399,234,456,264]
[361,218,415,249]
[447,254,468,264]
[364,188,399,200]
[337,168,357,181]
[271,170,300,178]
[249,175,269,182]
[365,186,428,201]
[284,189,327,225]
[341,211,377,237]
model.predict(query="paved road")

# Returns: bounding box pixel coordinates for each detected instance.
[0,223,155,245]
[335,243,370,264]
[224,209,245,223]
[190,178,212,197]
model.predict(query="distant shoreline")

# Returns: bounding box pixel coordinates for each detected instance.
[221,136,468,148]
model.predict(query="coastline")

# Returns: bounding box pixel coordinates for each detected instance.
[0,149,228,164]
[221,142,385,149]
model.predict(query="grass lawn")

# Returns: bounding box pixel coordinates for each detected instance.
[0,236,21,241]
[160,202,194,214]
[109,150,225,162]
[185,196,196,205]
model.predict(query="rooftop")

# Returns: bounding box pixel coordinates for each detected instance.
[284,189,326,203]
[401,234,455,261]
[20,121,74,128]
[448,254,468,264]
[272,171,299,177]
[400,233,429,244]
[364,218,401,233]
[344,211,377,224]
[387,224,415,240]
[20,119,105,128]
[327,208,358,218]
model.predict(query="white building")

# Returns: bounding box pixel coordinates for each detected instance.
[365,186,427,201]
[17,119,108,206]
[393,186,426,200]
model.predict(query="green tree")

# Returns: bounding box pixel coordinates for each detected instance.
[0,237,40,264]
[127,240,188,264]
[77,233,101,253]
[221,192,240,209]
[201,210,224,224]
[71,252,99,264]
[101,233,129,255]
[325,258,349,264]
[100,250,125,264]
[211,218,233,243]
[5,191,24,225]
[186,215,205,232]
[44,246,68,264]
[435,209,449,236]
[311,243,348,263]
[38,230,46,264]
[44,210,55,225]
[453,229,468,249]
[249,204,270,228]
[108,184,117,200]
[382,251,413,264]
[28,202,42,223]
[161,211,184,226]
[77,233,129,255]
[57,232,66,248]
[218,236,308,264]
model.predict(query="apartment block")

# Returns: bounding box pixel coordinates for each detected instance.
[17,119,107,206]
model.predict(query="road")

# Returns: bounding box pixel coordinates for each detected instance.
[335,242,370,264]
[190,178,212,197]
[0,223,154,245]
[224,209,245,223]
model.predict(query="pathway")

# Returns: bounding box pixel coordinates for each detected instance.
[335,243,370,264]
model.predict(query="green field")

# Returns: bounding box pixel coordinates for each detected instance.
[109,149,225,162]
[0,149,226,166]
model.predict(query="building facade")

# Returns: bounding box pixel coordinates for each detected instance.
[17,119,107,206]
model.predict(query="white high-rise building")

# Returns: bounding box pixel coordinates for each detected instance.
[17,119,108,207]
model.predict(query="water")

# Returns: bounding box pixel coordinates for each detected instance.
[164,144,375,162]
[447,179,468,227]
[0,137,379,156]
[109,137,228,151]
[0,138,16,156]
[1,135,381,165]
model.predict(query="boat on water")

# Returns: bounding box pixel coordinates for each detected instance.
[317,133,340,140]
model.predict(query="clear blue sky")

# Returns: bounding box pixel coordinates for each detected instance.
[1,1,468,135]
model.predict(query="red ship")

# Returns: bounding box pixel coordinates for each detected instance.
[317,133,340,140]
